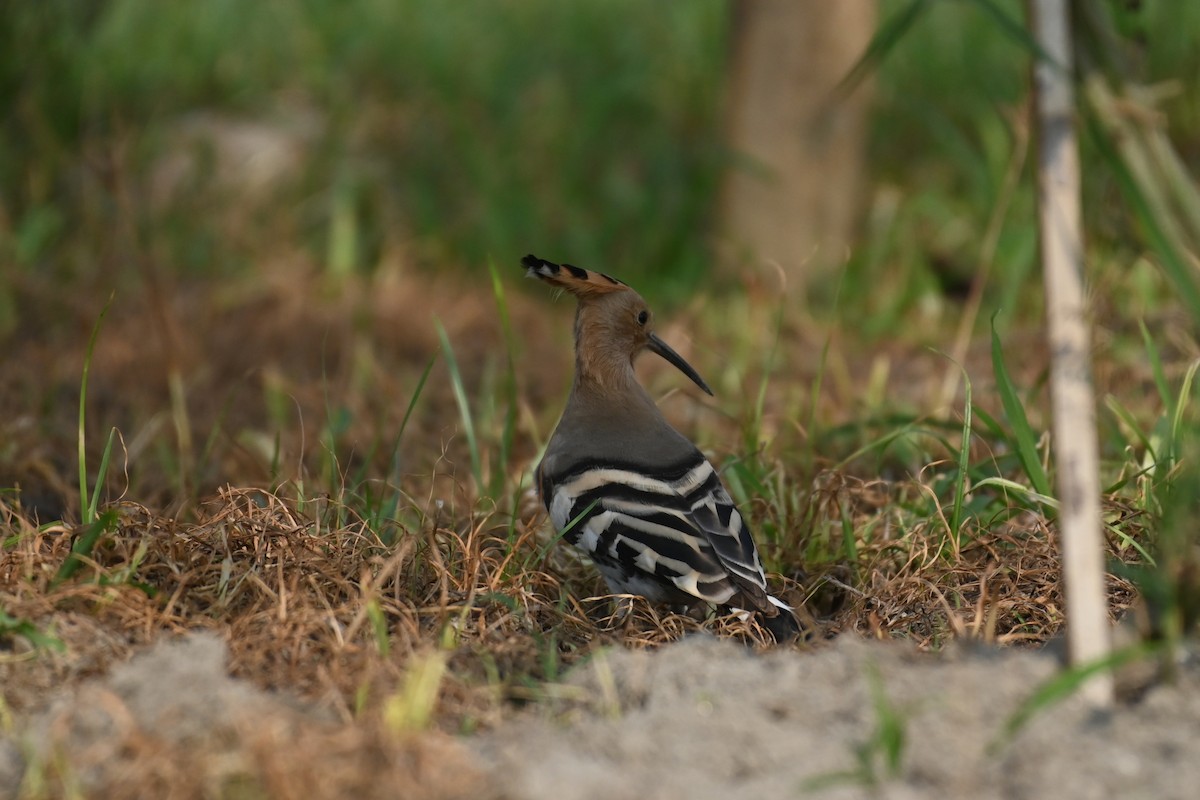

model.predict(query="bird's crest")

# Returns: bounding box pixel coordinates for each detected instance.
[522,254,628,297]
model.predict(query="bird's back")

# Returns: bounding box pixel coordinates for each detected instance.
[538,406,775,614]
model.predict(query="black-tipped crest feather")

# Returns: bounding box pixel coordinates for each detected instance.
[522,253,626,295]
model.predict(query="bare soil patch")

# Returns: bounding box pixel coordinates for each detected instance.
[480,635,1200,800]
[6,630,1198,799]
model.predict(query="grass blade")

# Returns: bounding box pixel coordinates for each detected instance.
[488,257,520,500]
[86,427,118,523]
[1083,99,1200,325]
[1139,320,1173,422]
[0,611,64,652]
[53,509,118,585]
[948,361,973,551]
[967,0,1056,65]
[837,0,931,95]
[992,643,1157,750]
[991,316,1053,499]
[839,499,859,579]
[971,477,1059,509]
[533,499,598,567]
[383,650,448,734]
[1168,359,1200,471]
[1104,394,1155,458]
[435,318,482,492]
[380,353,438,507]
[78,291,115,525]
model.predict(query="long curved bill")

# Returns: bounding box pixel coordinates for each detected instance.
[647,333,714,396]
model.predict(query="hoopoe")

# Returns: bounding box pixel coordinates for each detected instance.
[523,254,804,643]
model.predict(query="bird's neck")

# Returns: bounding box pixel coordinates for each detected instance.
[573,345,637,394]
[567,335,662,423]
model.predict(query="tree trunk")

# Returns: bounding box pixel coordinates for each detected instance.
[720,0,875,288]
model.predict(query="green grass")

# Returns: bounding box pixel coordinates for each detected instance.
[800,661,909,790]
[436,318,484,493]
[1,0,727,298]
[990,315,1053,500]
[993,641,1160,751]
[3,1,1199,319]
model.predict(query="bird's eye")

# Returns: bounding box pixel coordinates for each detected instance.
[637,310,649,326]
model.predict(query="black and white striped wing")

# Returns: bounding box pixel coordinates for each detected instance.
[685,474,772,609]
[539,454,772,610]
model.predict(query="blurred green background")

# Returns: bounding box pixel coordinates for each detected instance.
[2,0,1199,316]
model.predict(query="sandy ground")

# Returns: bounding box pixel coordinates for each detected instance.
[3,633,1198,800]
[481,635,1200,800]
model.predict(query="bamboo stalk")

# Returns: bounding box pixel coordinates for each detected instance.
[1030,0,1113,706]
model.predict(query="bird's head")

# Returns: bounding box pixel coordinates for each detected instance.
[522,254,713,396]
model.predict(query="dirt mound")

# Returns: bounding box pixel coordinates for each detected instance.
[478,634,1200,800]
[1,634,488,800]
[6,627,1199,799]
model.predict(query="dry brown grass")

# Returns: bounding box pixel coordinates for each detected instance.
[2,473,1140,714]
[785,474,1139,647]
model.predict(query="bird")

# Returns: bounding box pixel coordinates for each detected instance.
[522,253,804,642]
